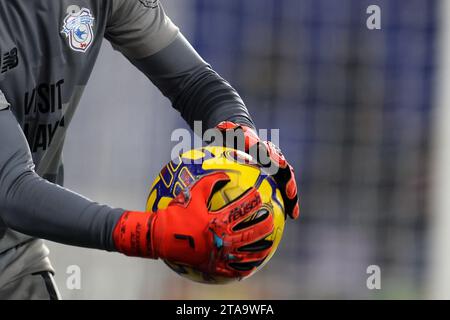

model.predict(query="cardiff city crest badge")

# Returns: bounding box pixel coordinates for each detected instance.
[61,5,95,53]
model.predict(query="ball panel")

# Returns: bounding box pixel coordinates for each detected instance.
[165,261,235,284]
[181,149,207,161]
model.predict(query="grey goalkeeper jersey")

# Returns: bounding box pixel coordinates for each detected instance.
[1,0,178,182]
[0,0,179,284]
[0,0,254,286]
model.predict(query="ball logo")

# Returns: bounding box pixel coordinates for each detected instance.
[61,6,95,53]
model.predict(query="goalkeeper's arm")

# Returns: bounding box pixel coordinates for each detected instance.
[0,107,123,251]
[130,33,256,131]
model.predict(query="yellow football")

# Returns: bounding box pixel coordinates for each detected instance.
[146,146,286,284]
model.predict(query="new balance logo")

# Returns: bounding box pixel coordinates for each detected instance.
[0,47,19,74]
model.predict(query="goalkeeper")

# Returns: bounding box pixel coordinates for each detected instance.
[0,0,299,299]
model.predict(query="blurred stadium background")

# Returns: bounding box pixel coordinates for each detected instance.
[45,0,450,299]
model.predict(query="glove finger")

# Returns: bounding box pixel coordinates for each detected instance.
[211,257,265,280]
[228,247,273,263]
[213,265,249,279]
[226,257,268,279]
[225,215,274,248]
[282,195,299,220]
[214,188,264,227]
[190,172,231,205]
[290,203,300,220]
[286,171,298,200]
[275,166,300,220]
[265,141,287,169]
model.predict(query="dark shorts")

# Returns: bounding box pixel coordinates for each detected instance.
[0,271,61,300]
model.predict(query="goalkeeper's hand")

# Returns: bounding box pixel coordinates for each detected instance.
[113,172,274,279]
[215,121,300,220]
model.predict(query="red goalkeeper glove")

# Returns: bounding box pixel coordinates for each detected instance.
[113,172,274,279]
[215,121,300,220]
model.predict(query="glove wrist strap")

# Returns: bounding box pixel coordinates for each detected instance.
[113,211,157,259]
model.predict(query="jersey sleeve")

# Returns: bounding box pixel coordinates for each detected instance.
[0,89,123,252]
[130,34,256,130]
[105,0,179,59]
